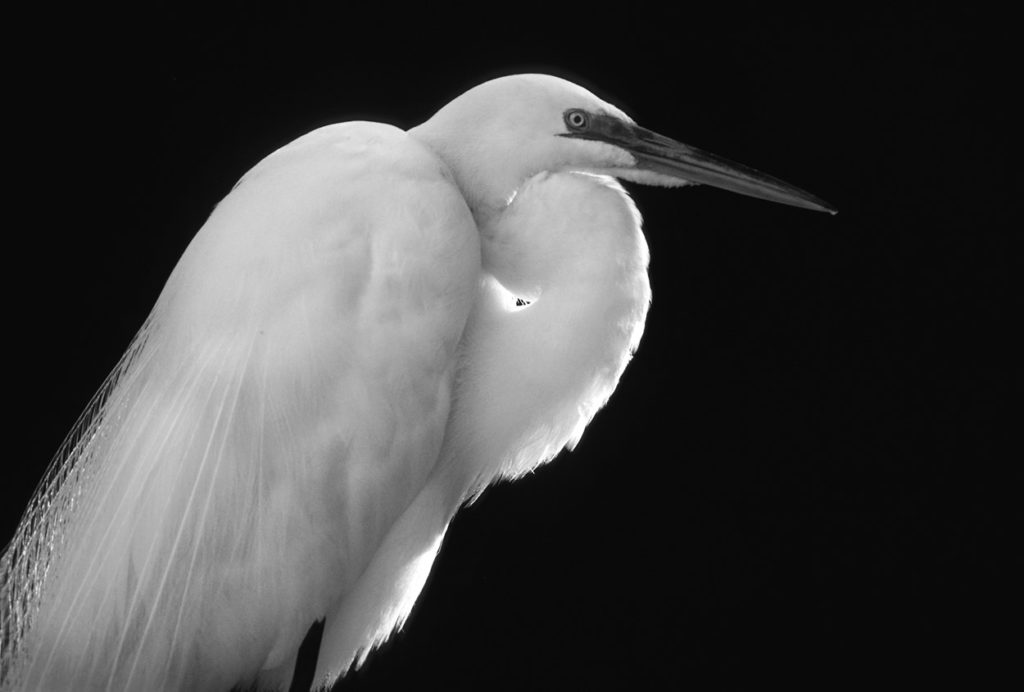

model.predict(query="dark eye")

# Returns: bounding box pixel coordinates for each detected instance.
[564,109,589,130]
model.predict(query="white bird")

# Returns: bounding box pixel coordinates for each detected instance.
[0,74,833,691]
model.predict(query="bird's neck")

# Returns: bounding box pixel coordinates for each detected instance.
[448,172,651,494]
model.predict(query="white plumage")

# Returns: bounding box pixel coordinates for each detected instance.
[0,74,831,691]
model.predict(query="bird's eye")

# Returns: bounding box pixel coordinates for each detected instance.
[564,110,589,130]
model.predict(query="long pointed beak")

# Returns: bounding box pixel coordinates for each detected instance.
[567,114,836,214]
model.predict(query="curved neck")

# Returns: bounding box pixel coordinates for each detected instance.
[449,172,651,493]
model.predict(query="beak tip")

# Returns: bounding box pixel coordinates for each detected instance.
[801,194,838,215]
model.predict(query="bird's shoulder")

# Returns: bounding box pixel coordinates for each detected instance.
[202,121,477,269]
[239,121,463,200]
[168,121,481,332]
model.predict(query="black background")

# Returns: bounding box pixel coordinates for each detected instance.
[4,3,1015,689]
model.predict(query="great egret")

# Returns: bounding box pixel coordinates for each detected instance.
[0,74,833,691]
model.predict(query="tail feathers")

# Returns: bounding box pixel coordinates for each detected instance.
[0,323,295,691]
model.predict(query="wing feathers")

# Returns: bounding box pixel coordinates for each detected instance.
[2,122,481,692]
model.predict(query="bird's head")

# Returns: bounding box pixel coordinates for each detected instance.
[410,74,834,220]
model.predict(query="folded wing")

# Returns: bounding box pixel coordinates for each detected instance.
[0,123,480,691]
